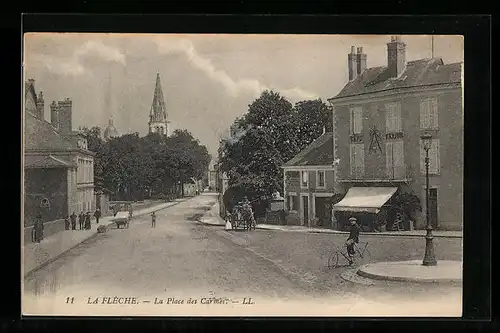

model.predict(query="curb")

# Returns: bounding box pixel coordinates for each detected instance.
[340,268,376,286]
[356,266,463,284]
[256,226,463,239]
[23,197,191,278]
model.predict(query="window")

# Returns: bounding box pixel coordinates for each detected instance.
[386,102,402,132]
[385,140,406,179]
[316,170,326,188]
[420,139,440,174]
[350,107,363,134]
[350,143,365,178]
[420,97,438,129]
[300,171,309,188]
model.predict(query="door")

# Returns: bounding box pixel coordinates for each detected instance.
[302,196,309,227]
[429,188,438,228]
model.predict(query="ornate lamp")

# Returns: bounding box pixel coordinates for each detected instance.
[421,131,437,266]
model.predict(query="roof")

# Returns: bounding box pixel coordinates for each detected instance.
[282,132,333,167]
[331,58,462,100]
[24,111,74,151]
[24,154,76,169]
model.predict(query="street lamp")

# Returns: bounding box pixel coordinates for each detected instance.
[421,132,437,266]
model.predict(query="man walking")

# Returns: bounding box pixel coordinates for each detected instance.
[64,215,70,230]
[85,212,91,230]
[78,212,84,230]
[70,212,77,230]
[94,208,101,224]
[151,211,156,228]
[33,213,44,243]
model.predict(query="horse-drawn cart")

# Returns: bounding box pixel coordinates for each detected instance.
[113,211,130,229]
[227,205,256,231]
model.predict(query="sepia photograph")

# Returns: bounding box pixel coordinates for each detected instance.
[22,33,464,317]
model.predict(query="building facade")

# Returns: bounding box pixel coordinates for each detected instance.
[282,132,335,227]
[24,79,95,226]
[328,36,463,231]
[148,72,170,136]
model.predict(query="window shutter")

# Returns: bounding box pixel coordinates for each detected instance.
[394,141,405,178]
[358,144,365,176]
[431,98,438,129]
[395,103,402,131]
[386,142,393,178]
[420,99,429,129]
[420,140,425,174]
[350,144,355,176]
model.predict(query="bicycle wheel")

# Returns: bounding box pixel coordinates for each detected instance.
[328,249,351,268]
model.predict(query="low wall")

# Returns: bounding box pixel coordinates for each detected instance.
[23,219,65,244]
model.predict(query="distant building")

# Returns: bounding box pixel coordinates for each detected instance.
[328,36,463,231]
[103,116,119,141]
[148,72,170,136]
[24,79,95,226]
[282,132,335,227]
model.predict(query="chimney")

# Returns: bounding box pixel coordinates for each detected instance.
[356,47,367,75]
[50,101,59,130]
[57,98,73,135]
[36,91,44,120]
[387,35,406,78]
[348,46,358,81]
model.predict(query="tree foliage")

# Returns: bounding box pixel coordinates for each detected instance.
[79,126,211,201]
[218,90,332,209]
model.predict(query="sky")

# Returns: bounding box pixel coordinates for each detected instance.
[24,34,463,158]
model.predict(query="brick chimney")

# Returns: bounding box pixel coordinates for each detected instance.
[387,35,406,78]
[50,101,59,130]
[57,98,73,135]
[356,47,367,75]
[36,91,45,120]
[348,46,358,81]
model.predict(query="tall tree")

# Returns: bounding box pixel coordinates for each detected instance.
[294,99,333,150]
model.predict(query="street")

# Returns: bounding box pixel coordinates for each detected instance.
[23,193,462,316]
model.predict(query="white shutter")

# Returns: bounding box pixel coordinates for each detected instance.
[420,99,429,129]
[395,103,402,131]
[350,144,355,176]
[430,97,438,129]
[355,108,363,134]
[430,139,440,174]
[394,141,405,178]
[386,142,393,178]
[350,108,354,134]
[358,144,365,176]
[420,140,425,174]
[385,104,392,132]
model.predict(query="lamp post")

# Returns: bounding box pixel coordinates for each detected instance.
[421,132,437,266]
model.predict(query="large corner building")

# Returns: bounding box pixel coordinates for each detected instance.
[23,79,95,225]
[328,36,463,231]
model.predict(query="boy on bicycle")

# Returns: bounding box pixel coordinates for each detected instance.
[345,217,361,265]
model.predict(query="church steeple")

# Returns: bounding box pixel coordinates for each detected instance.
[148,72,170,136]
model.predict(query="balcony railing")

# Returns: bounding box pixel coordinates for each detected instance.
[385,131,404,140]
[349,133,363,143]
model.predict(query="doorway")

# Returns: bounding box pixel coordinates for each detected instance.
[302,196,309,227]
[429,188,438,228]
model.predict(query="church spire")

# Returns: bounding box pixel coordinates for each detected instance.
[148,72,169,136]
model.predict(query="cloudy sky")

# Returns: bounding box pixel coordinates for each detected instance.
[24,34,463,158]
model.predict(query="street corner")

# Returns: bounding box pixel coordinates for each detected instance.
[340,268,376,286]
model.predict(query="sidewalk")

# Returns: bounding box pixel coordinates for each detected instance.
[23,198,189,277]
[256,224,463,239]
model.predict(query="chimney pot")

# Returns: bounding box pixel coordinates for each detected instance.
[357,47,363,54]
[350,46,356,54]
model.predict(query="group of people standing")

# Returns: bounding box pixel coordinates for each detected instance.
[64,208,101,231]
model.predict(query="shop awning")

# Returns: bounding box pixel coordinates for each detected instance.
[333,187,398,214]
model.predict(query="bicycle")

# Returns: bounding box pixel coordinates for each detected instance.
[327,241,372,269]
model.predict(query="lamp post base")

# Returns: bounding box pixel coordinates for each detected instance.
[422,227,437,266]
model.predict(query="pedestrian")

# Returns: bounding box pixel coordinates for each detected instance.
[33,213,44,243]
[78,212,84,230]
[345,217,361,265]
[64,215,70,230]
[70,212,77,230]
[85,212,91,230]
[151,211,156,228]
[94,208,101,224]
